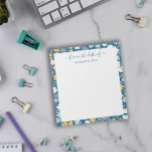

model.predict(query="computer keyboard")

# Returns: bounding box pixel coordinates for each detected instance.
[32,0,107,28]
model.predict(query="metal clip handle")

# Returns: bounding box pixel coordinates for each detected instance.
[12,97,25,108]
[125,14,140,23]
[23,64,31,71]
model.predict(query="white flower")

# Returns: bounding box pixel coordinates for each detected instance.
[75,47,81,49]
[53,87,57,93]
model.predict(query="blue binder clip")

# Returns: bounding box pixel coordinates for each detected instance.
[36,138,49,147]
[17,30,41,50]
[137,0,147,8]
[61,136,80,152]
[23,65,37,76]
[0,116,3,126]
[41,138,49,146]
[18,79,33,88]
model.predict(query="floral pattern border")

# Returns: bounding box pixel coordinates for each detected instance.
[49,42,128,127]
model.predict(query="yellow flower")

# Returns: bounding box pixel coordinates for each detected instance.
[62,122,68,127]
[54,75,56,80]
[54,49,59,52]
[120,84,124,90]
[49,54,52,59]
[90,118,96,123]
[112,118,115,121]
[70,49,73,52]
[68,121,73,126]
[53,66,56,70]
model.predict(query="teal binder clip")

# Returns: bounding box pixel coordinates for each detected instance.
[23,64,37,76]
[41,138,49,146]
[137,0,147,8]
[17,30,41,50]
[0,116,3,126]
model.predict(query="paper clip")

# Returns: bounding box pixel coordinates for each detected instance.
[125,14,147,28]
[11,97,32,113]
[17,30,41,50]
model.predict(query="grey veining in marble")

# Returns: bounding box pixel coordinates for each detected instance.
[1,0,152,152]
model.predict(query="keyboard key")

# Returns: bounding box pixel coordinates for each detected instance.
[34,0,51,7]
[58,0,68,6]
[42,14,52,25]
[60,6,70,17]
[38,1,59,15]
[33,0,105,28]
[69,0,76,2]
[69,1,82,13]
[51,10,62,21]
[80,0,101,8]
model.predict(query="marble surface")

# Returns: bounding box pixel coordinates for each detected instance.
[1,0,152,151]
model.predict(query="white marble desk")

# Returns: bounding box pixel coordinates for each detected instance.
[0,0,152,151]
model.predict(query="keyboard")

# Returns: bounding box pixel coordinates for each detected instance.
[32,0,107,28]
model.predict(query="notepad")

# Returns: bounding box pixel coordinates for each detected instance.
[0,143,22,152]
[49,42,128,127]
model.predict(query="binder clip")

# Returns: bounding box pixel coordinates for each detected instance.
[0,116,3,126]
[11,97,32,113]
[137,0,147,8]
[36,138,49,147]
[18,79,33,88]
[23,64,37,76]
[125,14,147,28]
[61,136,80,152]
[17,30,41,50]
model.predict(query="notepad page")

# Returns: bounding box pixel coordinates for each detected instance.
[0,143,22,152]
[54,46,124,122]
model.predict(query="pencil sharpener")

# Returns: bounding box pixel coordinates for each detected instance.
[17,30,41,50]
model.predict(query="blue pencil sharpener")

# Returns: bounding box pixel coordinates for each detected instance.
[17,30,41,50]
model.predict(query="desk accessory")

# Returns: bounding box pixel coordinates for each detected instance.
[17,30,41,50]
[23,65,37,76]
[0,143,22,152]
[137,0,147,8]
[36,138,49,147]
[61,136,80,152]
[49,42,128,127]
[11,97,32,113]
[31,0,109,28]
[0,116,3,125]
[40,138,48,146]
[18,79,32,88]
[125,14,147,28]
[6,112,37,152]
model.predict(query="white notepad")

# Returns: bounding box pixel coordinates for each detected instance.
[49,42,128,127]
[0,143,22,152]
